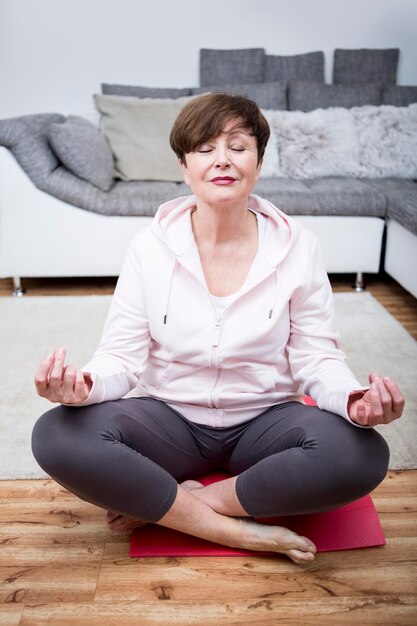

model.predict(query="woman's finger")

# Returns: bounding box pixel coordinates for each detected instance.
[369,382,384,425]
[61,364,77,403]
[48,347,66,392]
[373,376,393,422]
[355,402,370,426]
[34,353,55,395]
[383,377,405,420]
[74,369,89,402]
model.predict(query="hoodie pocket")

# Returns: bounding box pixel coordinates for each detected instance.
[146,361,176,391]
[222,365,276,396]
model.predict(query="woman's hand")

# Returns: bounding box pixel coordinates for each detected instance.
[34,346,93,405]
[348,372,405,427]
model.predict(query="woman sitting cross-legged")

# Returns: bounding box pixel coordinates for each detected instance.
[32,93,404,565]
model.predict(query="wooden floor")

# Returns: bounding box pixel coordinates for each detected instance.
[1,273,416,625]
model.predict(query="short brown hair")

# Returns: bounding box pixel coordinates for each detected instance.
[169,93,270,164]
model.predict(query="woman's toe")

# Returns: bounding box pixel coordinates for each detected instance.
[288,548,316,564]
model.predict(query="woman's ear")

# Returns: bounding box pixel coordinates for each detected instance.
[180,159,190,186]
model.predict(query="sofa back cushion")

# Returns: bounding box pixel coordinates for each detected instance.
[382,86,417,106]
[94,93,194,182]
[101,84,192,98]
[47,116,114,191]
[191,81,287,110]
[265,51,324,82]
[333,48,399,85]
[199,48,266,86]
[288,81,381,111]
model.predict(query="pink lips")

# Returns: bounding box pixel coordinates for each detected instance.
[211,176,236,185]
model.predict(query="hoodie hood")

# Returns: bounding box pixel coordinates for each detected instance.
[151,193,300,268]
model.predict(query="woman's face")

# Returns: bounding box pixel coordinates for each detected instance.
[180,118,263,207]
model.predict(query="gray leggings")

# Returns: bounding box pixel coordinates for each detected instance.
[32,397,389,523]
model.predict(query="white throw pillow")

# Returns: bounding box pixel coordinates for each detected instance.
[94,94,195,182]
[352,104,417,178]
[269,107,360,179]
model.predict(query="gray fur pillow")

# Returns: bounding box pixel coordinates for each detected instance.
[352,104,417,178]
[269,108,360,179]
[47,116,114,191]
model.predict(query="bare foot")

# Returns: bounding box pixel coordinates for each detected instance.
[238,518,317,565]
[106,510,148,532]
[180,479,316,564]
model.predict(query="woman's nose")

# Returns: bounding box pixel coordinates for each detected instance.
[214,148,231,167]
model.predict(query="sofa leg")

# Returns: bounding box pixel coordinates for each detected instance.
[12,276,25,297]
[352,272,365,292]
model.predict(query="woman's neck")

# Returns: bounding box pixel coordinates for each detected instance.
[191,201,256,246]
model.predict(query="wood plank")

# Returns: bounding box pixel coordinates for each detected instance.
[19,597,417,626]
[0,501,127,546]
[0,480,74,502]
[94,538,417,602]
[0,605,22,626]
[0,543,103,603]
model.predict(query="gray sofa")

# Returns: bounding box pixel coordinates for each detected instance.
[1,47,416,296]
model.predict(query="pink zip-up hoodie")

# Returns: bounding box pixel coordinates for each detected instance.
[78,194,366,427]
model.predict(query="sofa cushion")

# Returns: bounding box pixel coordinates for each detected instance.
[302,178,387,217]
[47,116,114,191]
[265,52,324,82]
[288,81,381,111]
[255,177,384,217]
[366,179,417,236]
[101,84,192,98]
[0,114,65,184]
[105,180,190,215]
[269,108,360,179]
[39,165,190,216]
[382,86,417,106]
[253,178,320,214]
[199,48,265,86]
[94,93,194,182]
[333,48,399,85]
[352,104,417,178]
[385,195,417,236]
[192,81,287,110]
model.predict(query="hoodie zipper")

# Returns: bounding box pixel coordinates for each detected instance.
[209,316,223,408]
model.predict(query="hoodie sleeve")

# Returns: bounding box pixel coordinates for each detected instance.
[75,233,151,406]
[287,235,368,426]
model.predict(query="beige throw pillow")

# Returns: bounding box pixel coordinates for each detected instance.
[94,94,195,182]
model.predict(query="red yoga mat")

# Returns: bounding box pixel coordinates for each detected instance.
[130,471,385,558]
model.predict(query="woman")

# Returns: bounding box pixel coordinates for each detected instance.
[32,94,404,565]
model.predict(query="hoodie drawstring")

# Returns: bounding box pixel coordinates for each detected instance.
[164,256,177,324]
[268,267,280,319]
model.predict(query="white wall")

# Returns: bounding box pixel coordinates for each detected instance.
[1,0,416,120]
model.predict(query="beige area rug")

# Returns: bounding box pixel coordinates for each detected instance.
[0,292,416,479]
